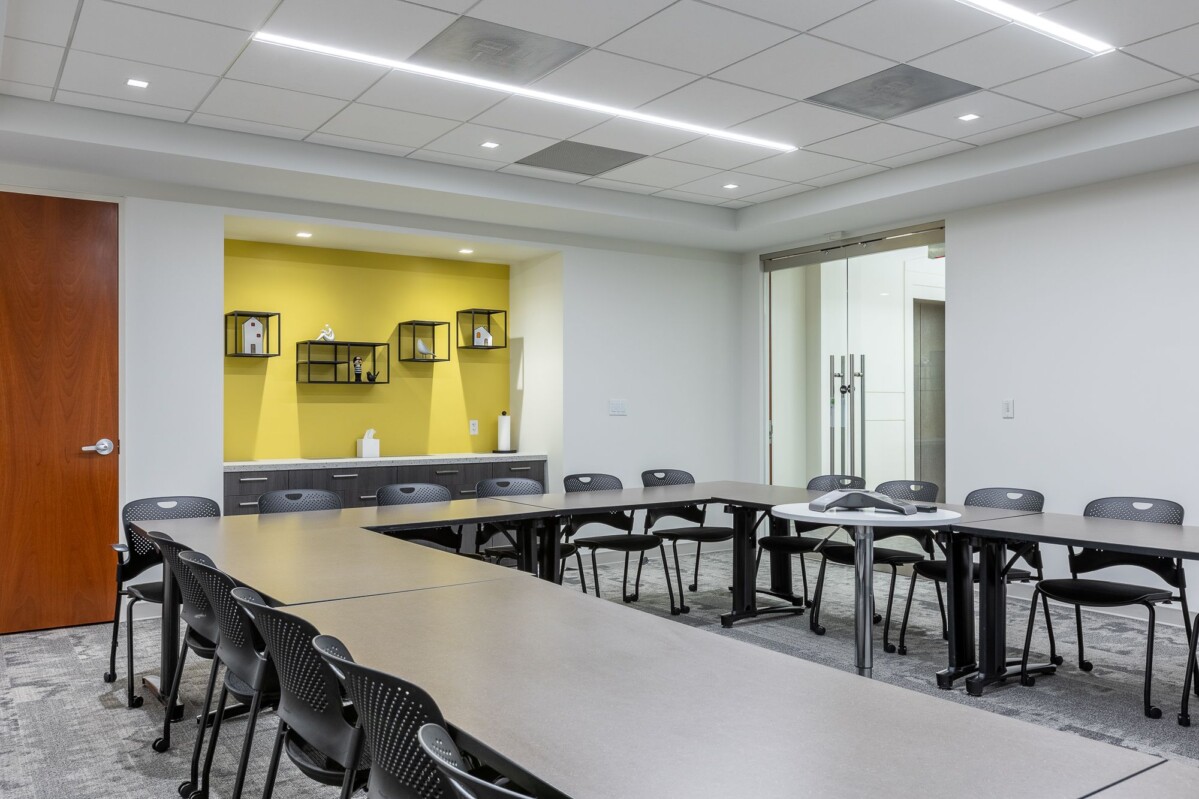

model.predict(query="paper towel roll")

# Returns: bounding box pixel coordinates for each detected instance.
[497,413,512,452]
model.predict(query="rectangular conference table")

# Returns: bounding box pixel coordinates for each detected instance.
[1088,759,1199,797]
[288,575,1166,799]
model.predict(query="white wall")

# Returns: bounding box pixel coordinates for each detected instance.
[509,253,564,490]
[946,163,1199,609]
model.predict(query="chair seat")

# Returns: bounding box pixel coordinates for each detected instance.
[482,542,578,559]
[573,533,661,552]
[1036,578,1173,607]
[126,580,164,603]
[821,543,924,566]
[758,535,824,554]
[284,728,371,787]
[184,627,217,659]
[653,526,734,543]
[912,561,1034,583]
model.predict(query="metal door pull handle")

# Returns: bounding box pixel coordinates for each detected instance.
[81,438,114,456]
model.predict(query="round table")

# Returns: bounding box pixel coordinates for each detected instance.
[771,503,961,678]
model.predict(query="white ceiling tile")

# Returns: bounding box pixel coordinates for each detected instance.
[597,156,720,188]
[959,112,1075,145]
[702,0,873,32]
[652,189,728,205]
[805,124,948,161]
[421,123,558,163]
[54,89,190,121]
[198,80,347,130]
[407,149,504,170]
[498,163,589,183]
[672,170,789,198]
[714,35,894,101]
[720,199,752,208]
[71,1,249,75]
[404,0,475,11]
[306,132,418,157]
[875,139,974,168]
[469,0,675,47]
[190,113,309,140]
[0,79,53,100]
[730,101,872,147]
[59,50,218,110]
[4,0,78,46]
[889,91,1052,139]
[910,24,1088,90]
[602,1,793,75]
[811,0,1003,63]
[1064,78,1198,117]
[358,71,506,121]
[737,149,860,181]
[655,137,774,170]
[636,79,792,129]
[114,0,279,30]
[1,37,61,86]
[262,0,457,62]
[570,118,700,154]
[578,176,661,194]
[996,51,1178,111]
[1043,0,1199,48]
[1125,24,1199,77]
[739,183,815,202]
[319,103,459,148]
[533,50,698,108]
[804,163,887,186]
[470,96,611,139]
[226,42,388,101]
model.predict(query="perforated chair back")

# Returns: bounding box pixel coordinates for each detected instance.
[641,469,705,526]
[1084,496,1184,526]
[875,480,940,503]
[377,483,452,506]
[314,635,451,799]
[1075,496,1186,586]
[475,478,543,498]
[121,496,220,581]
[563,473,632,536]
[807,475,865,492]
[145,531,218,644]
[564,473,623,493]
[181,553,274,691]
[418,724,527,799]
[964,487,1045,512]
[231,588,362,769]
[258,489,342,514]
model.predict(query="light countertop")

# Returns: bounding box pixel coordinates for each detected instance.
[224,452,546,472]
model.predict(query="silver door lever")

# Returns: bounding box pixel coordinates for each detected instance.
[82,438,114,456]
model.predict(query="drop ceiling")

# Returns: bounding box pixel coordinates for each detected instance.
[1,0,1198,210]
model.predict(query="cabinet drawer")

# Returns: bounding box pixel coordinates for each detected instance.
[491,460,546,488]
[309,466,395,493]
[225,493,266,515]
[224,471,287,496]
[426,462,491,498]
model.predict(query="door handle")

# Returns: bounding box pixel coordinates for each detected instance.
[82,438,114,456]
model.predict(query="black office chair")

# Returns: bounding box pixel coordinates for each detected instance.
[1020,496,1189,719]
[313,635,452,799]
[231,589,369,799]
[754,475,864,609]
[105,496,220,708]
[418,723,528,799]
[181,553,280,799]
[564,473,662,601]
[475,478,576,581]
[258,489,342,514]
[377,483,463,552]
[640,469,734,616]
[808,480,940,652]
[144,531,218,779]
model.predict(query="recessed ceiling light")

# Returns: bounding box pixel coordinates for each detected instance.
[458,248,474,254]
[952,0,1115,54]
[252,32,798,153]
[126,78,149,88]
[958,113,981,121]
[295,232,313,238]
[480,141,500,149]
[723,184,740,189]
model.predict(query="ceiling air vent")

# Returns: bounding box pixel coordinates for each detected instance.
[806,64,980,121]
[409,17,586,84]
[517,142,648,176]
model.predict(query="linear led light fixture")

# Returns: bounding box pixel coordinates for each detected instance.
[953,0,1114,54]
[253,32,797,152]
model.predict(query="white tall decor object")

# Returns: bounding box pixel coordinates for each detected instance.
[473,326,493,346]
[496,411,513,452]
[241,317,262,355]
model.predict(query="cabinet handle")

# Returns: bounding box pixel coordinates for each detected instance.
[509,466,531,472]
[359,495,377,501]
[459,488,477,495]
[436,469,459,475]
[239,501,258,507]
[239,476,268,483]
[332,473,358,479]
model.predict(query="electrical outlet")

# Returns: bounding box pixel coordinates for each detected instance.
[469,419,479,435]
[608,399,628,417]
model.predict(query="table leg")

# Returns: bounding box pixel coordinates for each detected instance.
[720,506,761,627]
[146,563,183,719]
[754,516,806,605]
[936,530,978,689]
[853,524,874,678]
[516,520,538,575]
[538,517,562,583]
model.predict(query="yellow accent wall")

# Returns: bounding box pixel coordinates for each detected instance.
[224,240,510,460]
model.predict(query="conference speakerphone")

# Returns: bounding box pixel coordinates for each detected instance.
[809,489,935,515]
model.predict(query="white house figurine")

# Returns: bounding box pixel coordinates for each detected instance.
[473,326,493,347]
[241,317,262,355]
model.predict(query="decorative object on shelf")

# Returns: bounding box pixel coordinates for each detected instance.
[296,340,389,384]
[316,323,335,341]
[353,355,363,382]
[366,371,379,383]
[457,308,507,349]
[357,428,380,459]
[398,320,450,363]
[494,410,515,453]
[225,311,280,358]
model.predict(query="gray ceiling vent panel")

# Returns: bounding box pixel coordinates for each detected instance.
[408,17,586,85]
[806,64,981,121]
[517,142,647,176]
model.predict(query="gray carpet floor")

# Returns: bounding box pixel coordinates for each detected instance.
[2,553,1197,798]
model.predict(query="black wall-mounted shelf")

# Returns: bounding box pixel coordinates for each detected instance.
[296,340,389,384]
[226,310,280,357]
[457,308,507,349]
[398,320,450,362]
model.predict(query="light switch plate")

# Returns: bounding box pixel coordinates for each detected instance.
[1001,399,1015,419]
[608,399,628,416]
[469,419,479,435]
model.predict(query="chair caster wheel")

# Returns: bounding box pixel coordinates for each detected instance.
[622,595,638,603]
[873,614,882,624]
[1021,675,1035,687]
[1051,655,1064,666]
[154,737,171,753]
[188,790,208,799]
[1079,660,1094,672]
[129,695,143,709]
[811,625,826,636]
[103,672,116,683]
[670,608,682,616]
[1146,706,1162,720]
[897,646,907,655]
[884,643,896,654]
[687,583,697,592]
[178,781,194,797]
[1178,714,1191,727]
[804,600,814,609]
[680,606,691,614]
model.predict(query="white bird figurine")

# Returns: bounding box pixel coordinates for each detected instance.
[415,338,432,358]
[315,324,335,341]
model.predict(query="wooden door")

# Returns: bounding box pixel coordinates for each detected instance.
[0,191,119,633]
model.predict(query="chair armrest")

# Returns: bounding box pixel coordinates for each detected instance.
[111,543,129,552]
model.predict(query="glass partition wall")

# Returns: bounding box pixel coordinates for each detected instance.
[767,227,945,498]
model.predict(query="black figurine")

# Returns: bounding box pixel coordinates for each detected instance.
[366,371,378,383]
